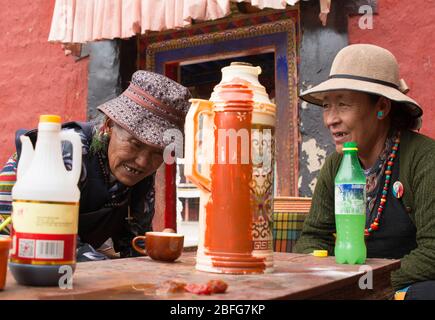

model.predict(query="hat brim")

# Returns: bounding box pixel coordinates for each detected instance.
[300,78,423,118]
[97,94,180,150]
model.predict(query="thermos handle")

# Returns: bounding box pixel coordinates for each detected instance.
[184,99,213,192]
[60,130,83,185]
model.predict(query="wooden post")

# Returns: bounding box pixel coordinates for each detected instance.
[164,163,177,231]
[185,198,189,221]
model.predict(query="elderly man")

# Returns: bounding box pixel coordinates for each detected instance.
[0,70,191,262]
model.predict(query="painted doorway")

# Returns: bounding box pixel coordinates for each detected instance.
[145,18,299,244]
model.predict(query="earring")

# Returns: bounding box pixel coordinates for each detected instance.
[102,131,110,140]
[377,111,384,119]
[98,125,110,142]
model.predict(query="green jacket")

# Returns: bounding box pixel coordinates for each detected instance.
[294,130,435,291]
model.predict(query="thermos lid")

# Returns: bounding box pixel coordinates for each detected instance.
[39,114,61,123]
[230,62,253,67]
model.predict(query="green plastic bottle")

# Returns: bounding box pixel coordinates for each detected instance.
[334,142,367,264]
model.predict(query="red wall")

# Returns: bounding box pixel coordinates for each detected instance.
[348,0,435,138]
[0,0,88,165]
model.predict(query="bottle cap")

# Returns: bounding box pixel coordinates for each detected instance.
[40,115,61,123]
[312,250,328,257]
[342,141,358,152]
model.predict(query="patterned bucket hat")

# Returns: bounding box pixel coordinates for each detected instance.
[98,70,192,149]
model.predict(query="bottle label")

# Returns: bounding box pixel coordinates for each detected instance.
[10,200,78,264]
[335,184,366,215]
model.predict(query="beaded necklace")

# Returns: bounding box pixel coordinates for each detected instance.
[96,151,131,208]
[365,131,401,237]
[97,151,110,186]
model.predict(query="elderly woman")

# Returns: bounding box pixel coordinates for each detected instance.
[294,44,435,300]
[0,70,191,261]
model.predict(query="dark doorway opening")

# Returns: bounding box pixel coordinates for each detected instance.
[180,52,275,100]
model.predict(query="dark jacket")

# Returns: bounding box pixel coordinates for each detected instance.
[16,121,156,259]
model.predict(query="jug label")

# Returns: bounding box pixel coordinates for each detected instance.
[12,200,79,234]
[335,184,365,215]
[10,200,78,264]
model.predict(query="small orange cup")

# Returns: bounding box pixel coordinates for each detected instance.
[0,236,11,290]
[132,231,184,262]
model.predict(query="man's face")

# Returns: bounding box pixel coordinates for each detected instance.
[322,90,379,155]
[107,123,164,186]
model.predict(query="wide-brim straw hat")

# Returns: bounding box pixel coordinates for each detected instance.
[300,44,423,119]
[98,70,192,149]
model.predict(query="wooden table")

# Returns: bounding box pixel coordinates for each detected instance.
[0,252,400,300]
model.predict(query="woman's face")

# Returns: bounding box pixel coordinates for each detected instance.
[107,123,164,186]
[322,90,381,155]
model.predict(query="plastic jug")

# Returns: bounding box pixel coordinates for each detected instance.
[10,115,82,286]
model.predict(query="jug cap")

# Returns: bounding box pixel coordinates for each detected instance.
[312,250,328,257]
[40,115,61,123]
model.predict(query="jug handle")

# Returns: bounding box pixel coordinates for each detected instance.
[60,130,83,185]
[17,135,34,181]
[184,99,213,192]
